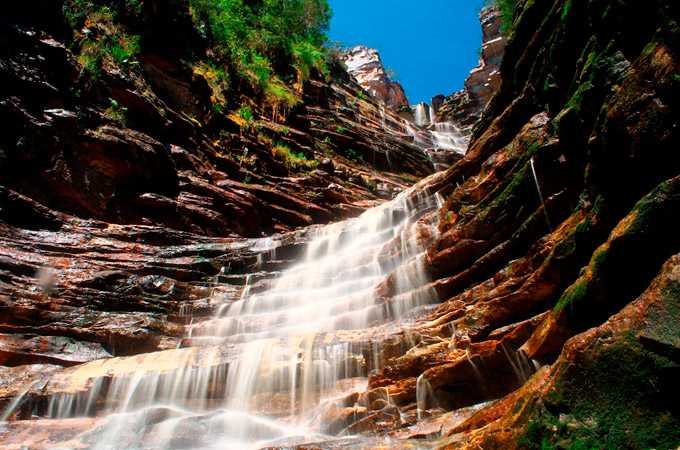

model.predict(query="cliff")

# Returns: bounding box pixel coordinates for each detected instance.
[342,45,410,109]
[0,0,442,370]
[437,5,506,127]
[362,0,680,446]
[0,2,436,239]
[1,0,680,448]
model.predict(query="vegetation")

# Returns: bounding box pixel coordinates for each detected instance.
[193,61,231,108]
[485,0,519,33]
[186,0,332,109]
[517,334,680,450]
[105,98,128,126]
[64,2,142,78]
[237,103,254,129]
[63,0,332,115]
[292,40,329,82]
[272,144,317,172]
[385,66,399,81]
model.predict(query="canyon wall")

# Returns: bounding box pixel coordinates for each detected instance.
[342,45,410,109]
[0,0,440,370]
[1,0,679,449]
[437,5,506,127]
[361,0,680,447]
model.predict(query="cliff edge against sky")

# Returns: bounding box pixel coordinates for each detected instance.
[0,0,679,449]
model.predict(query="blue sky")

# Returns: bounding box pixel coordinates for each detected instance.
[328,0,485,105]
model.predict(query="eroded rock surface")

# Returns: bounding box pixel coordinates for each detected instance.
[2,0,680,448]
[342,46,409,109]
[437,5,506,127]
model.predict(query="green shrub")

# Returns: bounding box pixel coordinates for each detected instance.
[186,0,331,106]
[346,148,362,160]
[105,98,128,126]
[487,0,519,33]
[238,103,254,126]
[64,0,332,116]
[292,40,329,82]
[64,3,141,77]
[272,144,317,172]
[194,61,231,108]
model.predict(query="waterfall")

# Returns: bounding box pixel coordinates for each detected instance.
[405,104,469,170]
[413,103,430,127]
[1,172,451,449]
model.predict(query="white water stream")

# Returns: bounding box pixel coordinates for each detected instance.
[0,97,471,448]
[1,170,459,449]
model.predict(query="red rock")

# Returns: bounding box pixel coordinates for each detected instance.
[342,46,409,109]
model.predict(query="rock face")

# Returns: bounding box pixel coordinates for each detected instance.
[0,11,433,239]
[437,5,506,127]
[342,46,410,109]
[0,0,440,400]
[2,0,680,448]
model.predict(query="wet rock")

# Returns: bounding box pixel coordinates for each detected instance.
[449,253,680,450]
[1,0,680,448]
[0,334,111,367]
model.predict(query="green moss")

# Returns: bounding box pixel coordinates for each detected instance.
[517,420,544,450]
[518,350,680,450]
[554,276,589,314]
[489,0,520,33]
[560,0,572,23]
[480,164,531,226]
[272,143,318,173]
[562,339,680,449]
[543,73,558,94]
[547,213,595,266]
[588,246,609,280]
[564,81,593,116]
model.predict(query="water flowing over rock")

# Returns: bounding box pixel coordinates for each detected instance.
[342,46,410,109]
[341,46,470,172]
[0,174,448,448]
[2,0,680,448]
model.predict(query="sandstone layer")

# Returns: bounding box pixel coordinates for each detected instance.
[437,5,506,128]
[342,46,410,109]
[1,0,680,449]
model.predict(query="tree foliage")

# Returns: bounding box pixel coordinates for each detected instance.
[62,0,332,110]
[187,0,332,105]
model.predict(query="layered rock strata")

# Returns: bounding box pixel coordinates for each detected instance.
[1,0,680,448]
[0,0,446,408]
[437,5,506,127]
[342,45,410,109]
[0,1,437,241]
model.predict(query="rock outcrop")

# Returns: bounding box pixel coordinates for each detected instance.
[342,46,410,109]
[0,0,439,387]
[344,0,680,446]
[437,5,506,127]
[2,0,680,448]
[0,7,434,239]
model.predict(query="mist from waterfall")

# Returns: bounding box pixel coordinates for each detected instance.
[1,169,457,449]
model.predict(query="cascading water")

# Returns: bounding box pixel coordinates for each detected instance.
[364,100,468,171]
[0,173,451,449]
[413,103,432,128]
[404,104,468,171]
